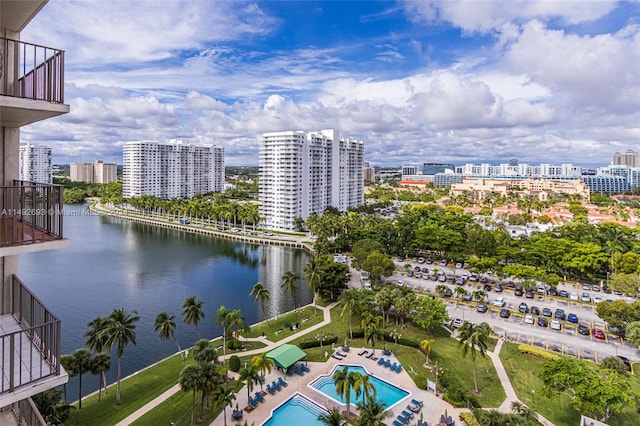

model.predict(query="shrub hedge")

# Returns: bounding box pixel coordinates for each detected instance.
[517,344,559,361]
[460,411,480,426]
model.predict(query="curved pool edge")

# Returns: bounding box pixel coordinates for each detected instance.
[260,391,329,426]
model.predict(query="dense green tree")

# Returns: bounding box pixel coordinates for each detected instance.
[595,299,640,328]
[352,238,385,270]
[353,395,391,426]
[211,381,240,426]
[33,388,70,425]
[413,296,449,332]
[192,339,218,364]
[600,356,628,375]
[238,364,260,403]
[362,251,395,286]
[608,272,640,296]
[625,321,640,346]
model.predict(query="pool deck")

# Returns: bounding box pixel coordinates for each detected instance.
[212,349,463,426]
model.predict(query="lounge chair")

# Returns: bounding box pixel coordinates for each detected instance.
[396,364,403,374]
[393,421,404,426]
[390,362,397,371]
[272,380,282,391]
[278,377,288,387]
[365,351,374,359]
[357,348,367,356]
[266,384,276,395]
[301,364,310,372]
[255,392,265,403]
[407,404,422,413]
[286,369,294,376]
[232,409,243,420]
[384,359,391,368]
[377,357,386,365]
[337,351,347,357]
[249,397,258,407]
[411,398,424,406]
[401,410,414,418]
[397,414,410,424]
[294,366,304,376]
[332,353,343,360]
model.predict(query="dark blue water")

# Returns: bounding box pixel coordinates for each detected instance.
[20,204,311,397]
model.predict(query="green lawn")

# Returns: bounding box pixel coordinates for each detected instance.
[244,306,322,341]
[500,342,640,426]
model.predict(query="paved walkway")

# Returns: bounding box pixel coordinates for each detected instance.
[115,302,338,426]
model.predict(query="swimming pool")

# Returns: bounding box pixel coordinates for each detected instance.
[262,392,328,426]
[309,364,410,409]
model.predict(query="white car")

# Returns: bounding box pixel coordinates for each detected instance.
[396,280,404,286]
[550,320,562,330]
[594,295,603,303]
[493,297,506,307]
[453,318,465,328]
[569,292,579,301]
[524,314,534,324]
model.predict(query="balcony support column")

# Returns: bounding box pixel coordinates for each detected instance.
[1,127,19,188]
[0,255,18,314]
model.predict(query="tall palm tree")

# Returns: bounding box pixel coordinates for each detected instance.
[354,373,377,404]
[61,349,92,409]
[192,338,218,364]
[354,396,391,426]
[211,382,238,426]
[249,282,272,326]
[304,256,322,315]
[339,289,361,339]
[317,406,347,426]
[216,305,230,357]
[102,308,140,405]
[281,270,300,309]
[333,366,361,417]
[227,309,249,349]
[90,352,111,402]
[182,296,205,339]
[238,365,260,404]
[197,362,222,419]
[180,364,202,426]
[420,339,435,365]
[251,353,274,392]
[84,316,110,354]
[360,312,382,356]
[458,321,491,393]
[154,312,184,360]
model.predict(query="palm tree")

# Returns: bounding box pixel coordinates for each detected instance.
[227,309,249,349]
[251,353,274,392]
[197,362,222,419]
[192,338,218,364]
[354,396,391,426]
[154,312,184,360]
[216,305,230,357]
[238,364,260,404]
[458,321,491,393]
[102,308,140,405]
[281,270,300,309]
[180,364,202,425]
[249,282,272,326]
[90,352,111,402]
[339,289,360,339]
[33,388,71,425]
[317,406,347,426]
[182,296,205,339]
[304,256,322,315]
[212,382,238,426]
[61,349,92,409]
[420,339,435,365]
[333,366,360,417]
[354,373,377,404]
[84,316,110,354]
[361,312,382,356]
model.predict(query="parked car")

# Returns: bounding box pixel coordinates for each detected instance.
[594,295,603,303]
[548,287,558,296]
[440,259,448,266]
[537,317,548,327]
[453,317,465,328]
[542,307,553,317]
[455,277,465,286]
[397,280,405,286]
[582,283,591,290]
[422,267,429,273]
[407,270,414,277]
[443,287,453,297]
[483,284,492,292]
[414,266,421,271]
[593,328,606,340]
[578,324,590,335]
[493,297,506,307]
[462,291,472,302]
[514,287,524,297]
[479,276,488,283]
[559,290,568,298]
[603,287,612,294]
[417,257,425,264]
[494,284,503,293]
[617,355,632,370]
[455,262,463,268]
[518,303,529,313]
[592,284,600,292]
[530,306,540,315]
[500,309,511,318]
[609,326,626,337]
[581,293,590,303]
[524,314,534,324]
[569,292,579,301]
[439,275,446,282]
[431,274,438,281]
[550,320,562,330]
[477,304,488,313]
[554,309,565,320]
[426,258,433,264]
[567,313,578,323]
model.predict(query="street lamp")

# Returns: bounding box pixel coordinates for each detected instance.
[606,272,610,289]
[531,389,535,403]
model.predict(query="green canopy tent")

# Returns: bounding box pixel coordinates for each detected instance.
[265,344,307,374]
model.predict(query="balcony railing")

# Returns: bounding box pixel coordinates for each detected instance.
[0,180,64,248]
[1,275,61,394]
[1,37,65,104]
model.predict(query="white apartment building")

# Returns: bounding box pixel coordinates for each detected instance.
[259,129,364,231]
[1,1,70,422]
[19,143,52,184]
[123,140,224,199]
[70,160,117,183]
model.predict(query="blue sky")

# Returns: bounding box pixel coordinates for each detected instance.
[21,0,640,167]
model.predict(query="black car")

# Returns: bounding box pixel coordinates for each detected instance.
[554,309,566,320]
[483,284,492,292]
[518,303,529,313]
[444,287,453,297]
[494,284,503,293]
[542,307,553,317]
[525,290,535,299]
[547,287,558,296]
[514,287,524,297]
[500,308,511,318]
[397,256,405,262]
[609,326,626,337]
[559,290,569,298]
[530,306,540,315]
[407,270,414,277]
[477,304,488,313]
[578,324,590,335]
[537,317,548,327]
[617,355,632,370]
[603,286,612,294]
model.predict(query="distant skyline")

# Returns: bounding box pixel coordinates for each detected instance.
[21,1,640,167]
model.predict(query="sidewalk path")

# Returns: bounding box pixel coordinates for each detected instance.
[115,302,337,426]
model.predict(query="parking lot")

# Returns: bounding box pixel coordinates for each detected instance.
[386,257,636,363]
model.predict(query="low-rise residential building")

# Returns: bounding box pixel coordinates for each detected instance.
[450,177,590,200]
